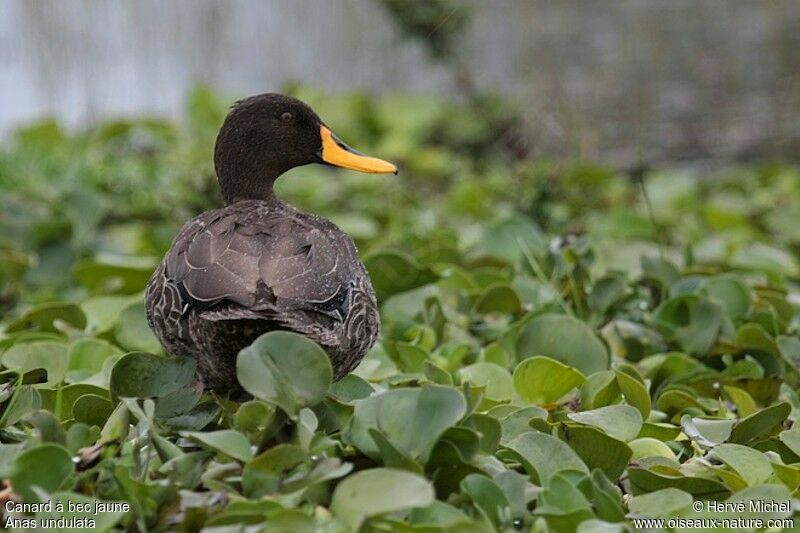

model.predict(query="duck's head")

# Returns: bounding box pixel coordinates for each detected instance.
[214,93,397,204]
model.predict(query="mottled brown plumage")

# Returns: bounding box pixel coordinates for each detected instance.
[145,93,395,391]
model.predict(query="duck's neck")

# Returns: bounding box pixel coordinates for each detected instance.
[219,175,280,206]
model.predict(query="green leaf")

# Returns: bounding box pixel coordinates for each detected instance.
[474,214,547,264]
[652,295,724,355]
[504,432,588,484]
[183,430,253,462]
[10,444,73,502]
[701,276,751,320]
[330,468,434,529]
[559,424,632,479]
[709,444,772,487]
[628,438,677,460]
[460,474,510,527]
[568,405,643,442]
[628,465,729,499]
[72,394,114,427]
[516,314,609,374]
[81,295,134,334]
[364,250,437,300]
[615,370,651,419]
[66,338,122,383]
[0,386,41,427]
[109,351,195,402]
[728,402,791,445]
[458,362,514,402]
[628,488,692,518]
[513,356,586,405]
[236,331,332,417]
[580,370,621,410]
[114,300,162,353]
[472,283,522,314]
[2,340,68,386]
[347,386,466,463]
[726,484,793,519]
[535,472,593,531]
[6,302,86,333]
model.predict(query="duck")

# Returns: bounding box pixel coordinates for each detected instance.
[145,93,396,391]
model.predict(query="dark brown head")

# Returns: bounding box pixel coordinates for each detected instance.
[214,93,397,204]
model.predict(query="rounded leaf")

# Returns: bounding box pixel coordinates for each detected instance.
[236,331,332,416]
[331,468,434,529]
[513,356,586,405]
[10,444,73,502]
[516,314,609,374]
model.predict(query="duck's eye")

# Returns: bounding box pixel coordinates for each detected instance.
[281,112,292,122]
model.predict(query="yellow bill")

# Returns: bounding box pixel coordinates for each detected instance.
[320,125,397,174]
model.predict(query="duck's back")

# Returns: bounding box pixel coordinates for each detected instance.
[145,199,380,390]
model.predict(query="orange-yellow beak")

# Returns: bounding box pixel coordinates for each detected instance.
[319,125,397,174]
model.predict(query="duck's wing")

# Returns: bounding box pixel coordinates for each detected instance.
[164,202,361,322]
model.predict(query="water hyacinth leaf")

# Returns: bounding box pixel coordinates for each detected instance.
[72,394,114,427]
[328,373,375,404]
[243,444,307,497]
[2,341,68,386]
[473,214,547,264]
[628,438,676,460]
[25,410,66,444]
[513,356,586,405]
[74,258,155,294]
[516,314,609,374]
[637,422,681,441]
[588,275,628,314]
[347,386,466,463]
[681,416,735,447]
[66,337,122,383]
[10,443,74,502]
[728,402,791,445]
[725,484,793,519]
[559,424,632,479]
[331,468,434,529]
[504,432,588,484]
[652,294,724,355]
[778,428,800,457]
[0,386,41,427]
[628,488,692,518]
[472,283,522,314]
[424,360,454,385]
[236,331,332,417]
[535,472,594,531]
[701,276,751,320]
[580,370,621,410]
[384,341,429,373]
[80,295,134,333]
[498,406,549,445]
[110,351,196,402]
[114,300,162,353]
[730,243,799,278]
[567,405,643,442]
[640,256,680,290]
[5,302,87,333]
[460,473,510,527]
[627,466,730,498]
[458,362,514,402]
[183,430,253,462]
[364,250,437,300]
[589,470,626,523]
[723,385,757,418]
[709,444,772,487]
